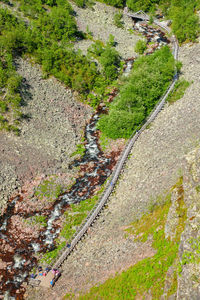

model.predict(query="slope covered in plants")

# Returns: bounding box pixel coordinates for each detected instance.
[98,46,176,139]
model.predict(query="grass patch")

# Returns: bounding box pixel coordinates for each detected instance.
[70,143,85,158]
[73,179,187,299]
[167,79,190,104]
[41,182,107,265]
[98,131,113,152]
[35,178,63,202]
[181,236,200,265]
[195,185,200,193]
[25,215,47,228]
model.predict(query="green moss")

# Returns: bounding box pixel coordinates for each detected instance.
[174,182,187,242]
[70,143,85,158]
[181,236,200,265]
[98,131,113,152]
[167,79,190,104]
[25,215,47,227]
[195,185,200,193]
[34,178,63,202]
[41,181,108,264]
[167,271,178,297]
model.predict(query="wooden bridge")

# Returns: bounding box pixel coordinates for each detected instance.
[124,8,150,21]
[40,16,179,275]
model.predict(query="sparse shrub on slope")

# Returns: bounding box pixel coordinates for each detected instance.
[113,12,124,28]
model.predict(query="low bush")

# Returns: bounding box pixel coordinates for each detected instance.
[167,79,190,104]
[113,12,123,28]
[134,39,147,54]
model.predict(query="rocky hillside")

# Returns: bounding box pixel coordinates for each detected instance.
[0,0,139,213]
[26,36,200,299]
[176,146,200,299]
[0,57,92,211]
[72,1,139,58]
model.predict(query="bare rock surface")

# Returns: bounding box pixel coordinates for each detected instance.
[72,1,139,58]
[176,146,200,300]
[0,57,92,211]
[26,40,200,299]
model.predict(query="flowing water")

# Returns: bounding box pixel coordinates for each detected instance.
[0,21,170,299]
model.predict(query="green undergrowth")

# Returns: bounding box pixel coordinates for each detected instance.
[0,3,123,110]
[98,46,176,139]
[113,12,123,28]
[35,178,63,202]
[97,0,200,44]
[181,236,200,266]
[167,79,190,104]
[41,181,108,265]
[70,143,86,158]
[25,215,47,228]
[71,178,187,299]
[70,136,86,158]
[98,131,113,152]
[0,52,23,134]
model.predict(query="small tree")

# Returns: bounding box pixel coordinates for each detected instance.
[113,12,123,28]
[134,40,147,55]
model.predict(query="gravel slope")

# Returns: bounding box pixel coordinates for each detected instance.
[26,40,200,299]
[0,58,92,211]
[72,1,140,58]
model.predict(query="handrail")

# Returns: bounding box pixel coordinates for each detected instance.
[51,16,179,270]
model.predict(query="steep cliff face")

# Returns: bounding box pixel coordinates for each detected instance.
[177,147,200,299]
[159,145,200,299]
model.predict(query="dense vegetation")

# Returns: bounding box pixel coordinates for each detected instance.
[134,39,147,54]
[0,0,124,131]
[15,0,198,44]
[98,46,176,139]
[0,0,196,134]
[168,0,200,43]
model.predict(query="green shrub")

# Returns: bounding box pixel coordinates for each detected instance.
[169,0,200,43]
[167,79,190,104]
[97,0,124,8]
[98,46,175,139]
[134,39,147,54]
[99,45,121,81]
[126,0,160,12]
[113,12,123,28]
